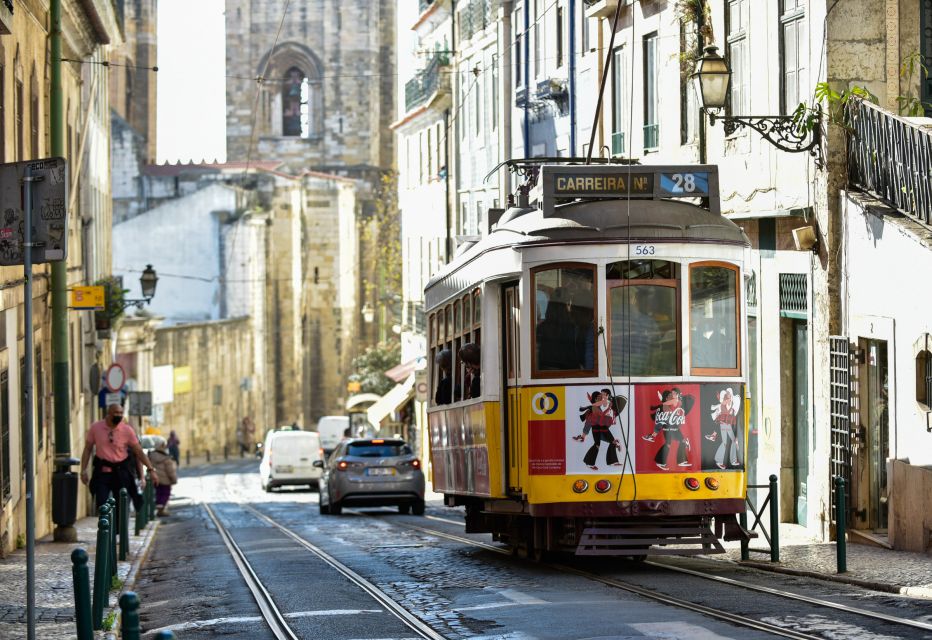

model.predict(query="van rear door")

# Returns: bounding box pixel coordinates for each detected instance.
[270,433,321,479]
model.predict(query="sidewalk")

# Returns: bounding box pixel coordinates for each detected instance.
[0,513,159,640]
[720,522,932,599]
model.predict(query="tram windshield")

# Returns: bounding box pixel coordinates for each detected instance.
[608,260,679,377]
[533,266,596,373]
[689,265,739,372]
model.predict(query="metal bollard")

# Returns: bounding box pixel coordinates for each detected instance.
[155,631,177,639]
[135,489,146,535]
[186,449,190,466]
[92,513,110,630]
[835,476,847,573]
[119,591,141,640]
[739,510,750,561]
[71,548,93,640]
[119,489,129,561]
[107,499,118,578]
[147,473,156,521]
[769,474,780,563]
[206,449,211,463]
[224,444,229,460]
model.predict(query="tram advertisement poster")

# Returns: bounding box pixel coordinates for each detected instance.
[698,384,745,472]
[633,384,702,473]
[564,385,634,475]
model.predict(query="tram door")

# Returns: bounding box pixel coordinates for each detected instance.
[502,283,523,494]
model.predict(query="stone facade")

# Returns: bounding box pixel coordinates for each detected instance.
[0,0,120,555]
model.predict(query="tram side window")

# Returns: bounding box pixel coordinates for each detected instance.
[533,265,596,374]
[690,264,739,374]
[607,260,679,377]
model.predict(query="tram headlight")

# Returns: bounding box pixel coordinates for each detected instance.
[595,479,612,493]
[704,477,720,490]
[684,477,701,491]
[572,479,589,493]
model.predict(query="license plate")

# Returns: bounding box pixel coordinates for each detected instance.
[367,467,396,476]
[274,465,293,473]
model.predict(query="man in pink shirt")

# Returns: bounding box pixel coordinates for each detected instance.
[80,403,159,510]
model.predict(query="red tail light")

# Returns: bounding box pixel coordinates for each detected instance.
[684,477,701,491]
[595,479,611,493]
[411,458,421,469]
[337,461,349,471]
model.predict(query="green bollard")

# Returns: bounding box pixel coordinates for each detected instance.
[835,476,847,573]
[134,490,145,535]
[119,591,141,640]
[119,488,129,561]
[108,503,118,579]
[154,631,177,639]
[739,510,750,561]
[147,474,156,521]
[92,514,110,630]
[71,548,93,640]
[769,474,780,563]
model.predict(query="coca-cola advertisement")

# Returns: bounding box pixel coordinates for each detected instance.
[699,384,745,471]
[634,384,700,473]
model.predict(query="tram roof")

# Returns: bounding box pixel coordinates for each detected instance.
[425,197,749,293]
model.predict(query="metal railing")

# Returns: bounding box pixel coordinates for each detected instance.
[847,97,932,227]
[404,52,451,113]
[740,474,780,563]
[418,0,434,14]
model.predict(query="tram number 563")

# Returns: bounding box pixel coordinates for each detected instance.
[634,245,656,256]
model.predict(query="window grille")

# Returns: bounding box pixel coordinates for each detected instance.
[779,273,807,317]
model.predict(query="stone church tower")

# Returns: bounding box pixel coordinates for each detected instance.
[225,0,396,177]
[224,1,396,426]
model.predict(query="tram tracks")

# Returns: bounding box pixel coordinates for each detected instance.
[386,511,932,638]
[202,502,446,640]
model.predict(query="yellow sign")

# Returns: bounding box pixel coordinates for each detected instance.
[174,366,193,394]
[347,381,361,393]
[70,286,105,310]
[553,173,653,195]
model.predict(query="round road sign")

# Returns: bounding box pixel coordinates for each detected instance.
[104,364,126,393]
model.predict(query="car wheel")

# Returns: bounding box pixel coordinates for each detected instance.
[319,499,330,515]
[397,503,411,515]
[264,483,273,493]
[330,500,342,515]
[411,499,425,516]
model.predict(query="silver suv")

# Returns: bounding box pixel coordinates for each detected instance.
[316,438,425,516]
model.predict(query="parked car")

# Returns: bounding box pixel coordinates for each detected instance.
[259,428,323,492]
[316,438,425,515]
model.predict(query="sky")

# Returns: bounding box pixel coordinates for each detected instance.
[157,0,227,163]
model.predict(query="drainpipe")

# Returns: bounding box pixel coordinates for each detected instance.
[523,1,530,158]
[568,0,577,154]
[50,0,78,543]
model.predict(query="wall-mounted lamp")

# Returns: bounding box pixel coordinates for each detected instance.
[120,264,159,311]
[692,46,821,160]
[361,303,374,324]
[792,225,820,253]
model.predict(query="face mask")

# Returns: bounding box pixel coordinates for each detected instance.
[111,415,123,426]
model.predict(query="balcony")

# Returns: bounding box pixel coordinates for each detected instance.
[418,0,435,13]
[643,123,659,151]
[583,0,628,19]
[847,98,932,227]
[404,53,451,113]
[611,131,626,157]
[1,0,12,35]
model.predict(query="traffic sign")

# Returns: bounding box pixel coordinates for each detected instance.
[0,158,68,264]
[104,364,126,393]
[127,391,153,417]
[70,285,105,310]
[414,369,428,403]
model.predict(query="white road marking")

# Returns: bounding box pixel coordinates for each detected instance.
[629,621,737,639]
[425,514,465,527]
[145,609,383,635]
[499,589,549,605]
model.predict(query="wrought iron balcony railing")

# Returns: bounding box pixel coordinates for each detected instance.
[847,97,932,227]
[404,53,451,113]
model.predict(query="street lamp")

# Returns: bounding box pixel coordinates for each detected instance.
[121,264,159,311]
[692,46,821,159]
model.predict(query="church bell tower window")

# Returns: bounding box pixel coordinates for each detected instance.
[283,66,311,137]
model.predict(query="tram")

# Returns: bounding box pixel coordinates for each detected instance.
[424,161,754,558]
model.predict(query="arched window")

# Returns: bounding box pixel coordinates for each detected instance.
[282,66,311,138]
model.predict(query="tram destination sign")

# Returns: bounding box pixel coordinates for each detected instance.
[0,158,68,265]
[540,164,720,216]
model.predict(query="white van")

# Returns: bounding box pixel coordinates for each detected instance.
[316,416,350,457]
[259,429,322,492]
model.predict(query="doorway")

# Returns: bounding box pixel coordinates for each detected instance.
[502,282,522,494]
[854,338,889,531]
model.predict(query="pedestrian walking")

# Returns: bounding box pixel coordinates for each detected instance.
[149,437,179,516]
[167,430,181,465]
[80,404,160,510]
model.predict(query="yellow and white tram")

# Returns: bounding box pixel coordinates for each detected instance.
[425,162,753,558]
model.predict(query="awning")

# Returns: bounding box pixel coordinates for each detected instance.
[367,374,415,426]
[345,393,381,411]
[384,358,419,383]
